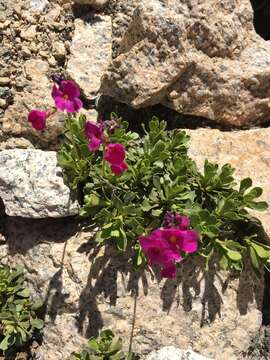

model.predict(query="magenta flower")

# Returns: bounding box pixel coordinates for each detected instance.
[52,80,82,113]
[85,121,105,151]
[161,228,198,253]
[28,110,48,131]
[104,143,128,176]
[163,211,190,229]
[139,225,199,278]
[175,214,190,229]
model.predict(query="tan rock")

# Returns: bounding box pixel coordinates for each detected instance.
[20,25,37,40]
[101,0,270,127]
[73,0,109,7]
[1,59,65,149]
[1,127,270,359]
[67,17,112,98]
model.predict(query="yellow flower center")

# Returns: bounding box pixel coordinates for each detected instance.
[169,235,177,244]
[63,94,69,100]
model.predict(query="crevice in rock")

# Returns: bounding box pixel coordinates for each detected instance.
[250,0,270,40]
[96,96,270,132]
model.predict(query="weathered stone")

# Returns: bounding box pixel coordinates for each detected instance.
[29,0,49,12]
[101,0,270,127]
[187,127,270,236]
[146,347,212,360]
[0,149,79,218]
[73,0,109,7]
[1,59,65,148]
[67,17,112,98]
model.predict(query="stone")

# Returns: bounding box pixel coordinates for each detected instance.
[146,347,212,360]
[73,0,109,7]
[0,149,79,218]
[187,127,270,236]
[30,0,49,12]
[0,77,10,85]
[67,17,112,98]
[1,59,65,149]
[20,25,37,40]
[101,0,270,127]
[53,41,66,60]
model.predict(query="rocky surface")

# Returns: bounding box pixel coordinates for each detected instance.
[73,0,109,7]
[67,16,112,98]
[1,126,270,359]
[187,127,270,236]
[101,0,270,127]
[0,222,263,360]
[146,347,212,360]
[0,149,79,218]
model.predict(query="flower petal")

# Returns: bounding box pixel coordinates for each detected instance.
[60,80,80,99]
[111,162,128,175]
[180,230,199,253]
[53,95,66,111]
[28,110,47,131]
[88,136,102,151]
[104,143,126,165]
[161,264,177,278]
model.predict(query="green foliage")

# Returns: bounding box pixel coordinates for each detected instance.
[0,266,44,353]
[72,329,139,360]
[58,115,269,275]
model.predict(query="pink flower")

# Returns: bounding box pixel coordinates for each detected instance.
[52,80,82,113]
[85,121,105,151]
[139,226,199,278]
[139,230,181,267]
[161,228,198,253]
[175,214,190,229]
[104,143,128,176]
[28,110,48,131]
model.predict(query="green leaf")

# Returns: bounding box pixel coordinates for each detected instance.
[239,178,252,193]
[30,318,44,330]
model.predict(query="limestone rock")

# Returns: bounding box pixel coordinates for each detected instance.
[1,59,65,149]
[0,149,79,218]
[146,347,212,360]
[67,17,112,98]
[101,0,270,127]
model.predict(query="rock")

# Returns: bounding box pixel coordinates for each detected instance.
[0,149,79,218]
[20,25,37,40]
[146,347,212,360]
[0,77,10,86]
[30,0,49,12]
[53,41,66,60]
[101,0,270,127]
[187,127,270,236]
[73,0,109,7]
[67,17,112,98]
[1,59,65,149]
[0,226,263,360]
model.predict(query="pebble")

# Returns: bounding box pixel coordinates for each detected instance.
[0,99,7,109]
[0,77,10,86]
[20,25,37,40]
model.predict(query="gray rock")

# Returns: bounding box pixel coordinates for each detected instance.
[146,347,212,360]
[67,17,112,98]
[30,0,49,12]
[0,149,79,218]
[101,0,270,127]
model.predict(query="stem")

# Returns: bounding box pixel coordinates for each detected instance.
[102,143,106,177]
[60,239,68,269]
[128,290,138,354]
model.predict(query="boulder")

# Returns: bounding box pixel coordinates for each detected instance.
[1,127,270,359]
[100,0,270,127]
[67,16,112,98]
[0,149,79,218]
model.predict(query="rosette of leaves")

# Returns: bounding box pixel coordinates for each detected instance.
[72,329,139,360]
[58,115,270,275]
[0,266,44,353]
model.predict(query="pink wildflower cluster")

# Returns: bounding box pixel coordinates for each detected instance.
[139,212,198,278]
[27,78,83,131]
[28,77,128,176]
[84,121,128,176]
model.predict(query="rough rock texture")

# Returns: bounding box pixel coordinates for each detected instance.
[0,149,79,218]
[187,127,270,236]
[0,221,263,360]
[0,129,269,359]
[67,16,112,98]
[146,347,212,360]
[73,0,109,7]
[101,0,270,127]
[1,59,65,149]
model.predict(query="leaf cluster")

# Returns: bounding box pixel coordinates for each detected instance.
[0,266,44,353]
[58,115,270,274]
[72,329,139,360]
